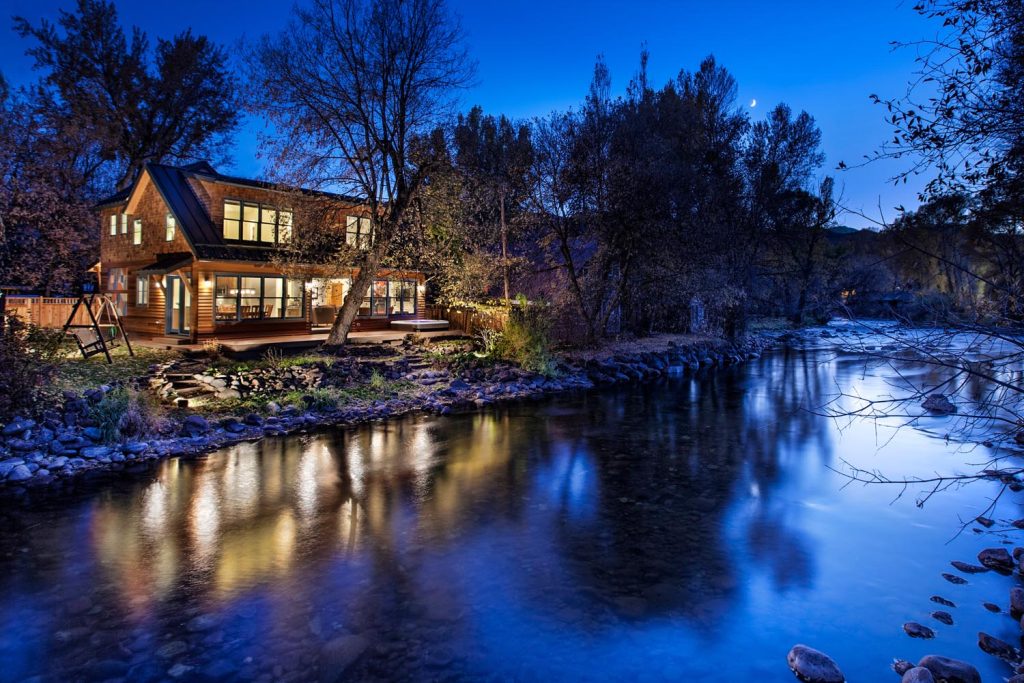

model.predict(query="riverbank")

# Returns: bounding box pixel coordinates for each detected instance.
[0,333,772,489]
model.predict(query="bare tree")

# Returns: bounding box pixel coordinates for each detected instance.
[248,0,474,346]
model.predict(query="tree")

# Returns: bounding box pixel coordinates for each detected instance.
[453,106,533,303]
[249,0,474,346]
[14,0,239,191]
[866,0,1024,196]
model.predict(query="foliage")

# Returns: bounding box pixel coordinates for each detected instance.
[248,0,474,345]
[0,318,57,419]
[87,386,161,443]
[201,338,223,361]
[13,0,240,190]
[484,297,556,375]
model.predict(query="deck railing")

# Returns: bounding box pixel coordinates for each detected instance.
[3,296,95,328]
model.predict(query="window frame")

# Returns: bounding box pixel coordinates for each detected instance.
[132,218,142,245]
[358,278,417,318]
[345,216,373,250]
[213,273,306,323]
[109,214,117,236]
[135,275,150,307]
[222,199,293,245]
[120,213,128,235]
[165,213,176,242]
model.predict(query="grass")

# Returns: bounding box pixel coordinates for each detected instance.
[52,344,181,394]
[191,370,419,417]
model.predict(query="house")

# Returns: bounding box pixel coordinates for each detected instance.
[94,161,425,343]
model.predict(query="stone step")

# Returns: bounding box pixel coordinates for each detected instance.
[174,386,212,398]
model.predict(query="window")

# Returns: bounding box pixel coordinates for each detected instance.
[345,216,373,249]
[214,274,305,322]
[223,200,293,244]
[120,213,128,235]
[132,219,142,245]
[109,214,117,236]
[165,214,176,241]
[105,268,127,315]
[359,279,417,317]
[136,276,150,306]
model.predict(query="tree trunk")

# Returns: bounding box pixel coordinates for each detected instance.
[500,189,510,304]
[325,251,381,346]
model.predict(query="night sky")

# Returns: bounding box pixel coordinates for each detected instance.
[2,0,935,227]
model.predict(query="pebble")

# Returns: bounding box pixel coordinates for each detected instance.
[786,644,844,683]
[903,622,936,639]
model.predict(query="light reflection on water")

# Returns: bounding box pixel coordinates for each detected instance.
[0,347,1021,682]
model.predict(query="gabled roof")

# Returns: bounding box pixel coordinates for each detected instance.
[97,161,364,263]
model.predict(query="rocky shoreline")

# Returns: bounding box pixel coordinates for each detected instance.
[0,335,771,490]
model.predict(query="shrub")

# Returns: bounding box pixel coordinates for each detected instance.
[485,296,557,376]
[88,387,160,442]
[202,338,224,360]
[0,318,57,419]
[368,368,387,391]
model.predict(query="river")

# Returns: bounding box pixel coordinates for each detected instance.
[0,335,1021,681]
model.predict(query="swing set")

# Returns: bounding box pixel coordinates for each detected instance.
[62,293,134,363]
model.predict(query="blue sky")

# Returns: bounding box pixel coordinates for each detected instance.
[2,0,936,227]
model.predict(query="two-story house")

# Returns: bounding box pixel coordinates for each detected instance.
[94,161,425,343]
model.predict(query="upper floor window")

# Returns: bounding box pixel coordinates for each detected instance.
[223,200,293,244]
[108,214,117,236]
[165,214,176,241]
[346,216,373,249]
[120,213,128,235]
[132,219,142,245]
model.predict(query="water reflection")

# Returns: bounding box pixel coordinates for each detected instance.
[0,349,1017,681]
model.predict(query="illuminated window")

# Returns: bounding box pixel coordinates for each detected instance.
[120,213,128,234]
[136,276,150,306]
[165,214,176,241]
[132,219,142,245]
[214,274,305,321]
[109,214,117,236]
[223,200,292,244]
[345,216,373,249]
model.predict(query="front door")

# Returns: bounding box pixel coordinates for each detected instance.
[165,275,192,336]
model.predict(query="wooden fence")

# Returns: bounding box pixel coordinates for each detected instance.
[4,296,93,328]
[426,304,508,337]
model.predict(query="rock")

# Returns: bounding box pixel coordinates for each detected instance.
[265,401,281,415]
[978,547,1014,572]
[978,631,1017,659]
[1011,587,1024,615]
[82,427,103,441]
[786,644,844,683]
[156,640,188,658]
[449,379,471,391]
[0,459,25,478]
[941,573,968,585]
[186,614,217,632]
[80,446,112,460]
[917,655,981,683]
[182,415,210,436]
[930,596,956,608]
[930,611,954,625]
[975,516,994,528]
[244,413,263,426]
[219,417,245,434]
[983,602,1001,613]
[123,441,147,454]
[922,393,957,414]
[2,418,34,436]
[950,560,988,574]
[319,634,369,683]
[903,622,936,639]
[893,660,915,676]
[6,464,32,482]
[902,668,935,683]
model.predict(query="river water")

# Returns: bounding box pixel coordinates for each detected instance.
[1,337,1022,681]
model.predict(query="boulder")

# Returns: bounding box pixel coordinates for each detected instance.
[922,393,957,414]
[244,413,264,426]
[182,415,210,436]
[930,611,953,625]
[904,622,936,639]
[978,547,1014,572]
[978,631,1017,660]
[786,644,844,683]
[917,655,981,683]
[1011,587,1024,615]
[6,464,32,482]
[901,668,935,683]
[950,560,988,574]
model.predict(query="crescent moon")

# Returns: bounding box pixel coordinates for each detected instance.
[749,98,757,108]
